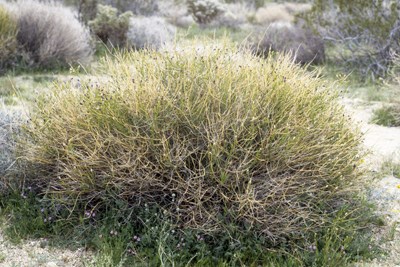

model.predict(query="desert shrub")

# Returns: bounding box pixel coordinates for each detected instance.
[255,4,293,25]
[126,16,176,50]
[224,0,266,9]
[76,0,99,23]
[371,58,400,126]
[187,0,225,24]
[209,2,252,29]
[103,0,158,15]
[252,22,325,65]
[63,0,158,23]
[303,0,400,80]
[19,42,364,247]
[9,0,92,69]
[159,0,195,28]
[0,109,23,192]
[283,2,312,14]
[0,4,18,73]
[372,105,400,127]
[254,3,311,25]
[88,4,132,47]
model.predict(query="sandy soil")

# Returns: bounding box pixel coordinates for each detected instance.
[0,230,90,267]
[343,98,400,267]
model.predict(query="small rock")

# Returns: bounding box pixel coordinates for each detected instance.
[46,262,58,267]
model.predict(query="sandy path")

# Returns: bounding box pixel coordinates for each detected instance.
[343,98,400,267]
[342,98,400,162]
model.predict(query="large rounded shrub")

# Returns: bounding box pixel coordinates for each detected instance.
[20,43,362,243]
[127,16,176,50]
[9,0,92,68]
[252,22,325,65]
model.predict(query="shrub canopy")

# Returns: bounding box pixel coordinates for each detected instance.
[88,4,132,47]
[10,0,92,68]
[20,43,363,243]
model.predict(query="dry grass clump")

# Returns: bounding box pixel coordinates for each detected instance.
[372,104,400,127]
[127,16,176,50]
[0,4,18,73]
[0,109,23,191]
[8,0,92,68]
[20,43,363,243]
[252,22,325,65]
[254,2,311,25]
[89,4,133,47]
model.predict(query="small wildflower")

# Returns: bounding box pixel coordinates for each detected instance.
[136,237,141,242]
[308,245,317,252]
[127,248,136,255]
[396,184,400,189]
[40,208,45,213]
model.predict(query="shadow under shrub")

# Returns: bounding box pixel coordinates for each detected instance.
[19,43,364,249]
